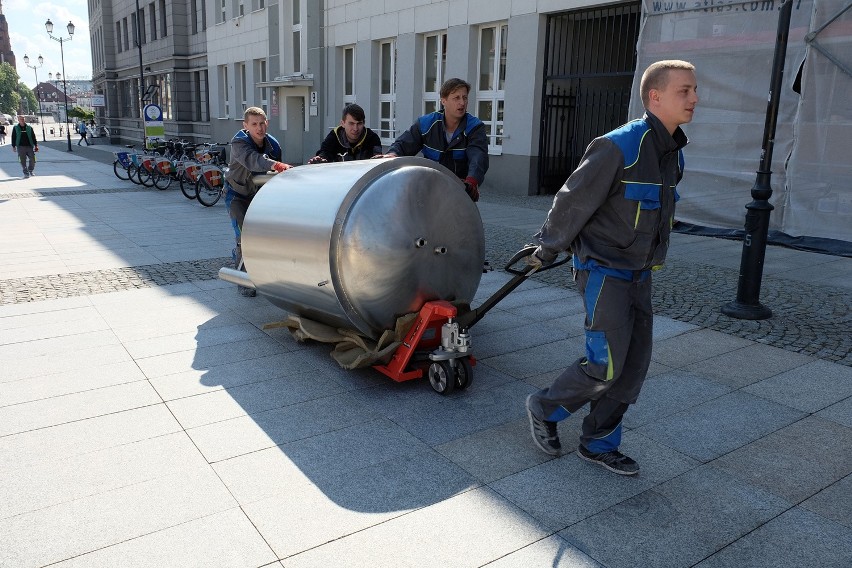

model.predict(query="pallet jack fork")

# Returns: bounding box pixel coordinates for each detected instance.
[373,245,570,395]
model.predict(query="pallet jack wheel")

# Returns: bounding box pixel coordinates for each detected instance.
[428,360,455,395]
[455,357,474,390]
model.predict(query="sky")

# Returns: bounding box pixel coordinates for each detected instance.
[5,0,93,87]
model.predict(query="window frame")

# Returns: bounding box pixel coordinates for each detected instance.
[422,31,447,115]
[377,39,396,145]
[476,22,508,155]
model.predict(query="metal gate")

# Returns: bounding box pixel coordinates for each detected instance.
[538,3,641,194]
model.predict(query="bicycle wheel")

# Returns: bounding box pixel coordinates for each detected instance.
[152,169,172,190]
[127,164,142,185]
[138,166,154,187]
[196,175,222,207]
[113,160,131,180]
[179,171,197,200]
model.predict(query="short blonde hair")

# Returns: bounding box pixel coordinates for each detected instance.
[640,60,695,107]
[244,106,267,121]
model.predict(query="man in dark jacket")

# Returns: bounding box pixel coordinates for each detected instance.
[381,78,488,202]
[11,116,39,177]
[225,106,292,296]
[525,60,698,475]
[308,104,382,163]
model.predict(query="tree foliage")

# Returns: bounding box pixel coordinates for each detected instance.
[0,62,22,116]
[67,106,95,121]
[0,63,41,117]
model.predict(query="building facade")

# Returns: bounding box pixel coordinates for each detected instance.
[88,0,644,195]
[89,0,210,144]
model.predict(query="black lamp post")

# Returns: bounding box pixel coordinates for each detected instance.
[45,18,75,152]
[721,0,794,320]
[23,54,48,142]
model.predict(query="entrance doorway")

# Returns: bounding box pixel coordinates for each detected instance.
[538,2,641,194]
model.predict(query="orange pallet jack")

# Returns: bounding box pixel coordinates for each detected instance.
[373,245,570,394]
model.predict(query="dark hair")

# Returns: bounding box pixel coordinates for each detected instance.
[440,78,471,99]
[342,103,366,122]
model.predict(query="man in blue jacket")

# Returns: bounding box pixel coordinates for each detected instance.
[225,106,292,296]
[525,60,698,475]
[382,78,489,202]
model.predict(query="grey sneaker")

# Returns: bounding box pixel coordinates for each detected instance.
[526,395,561,456]
[577,445,639,476]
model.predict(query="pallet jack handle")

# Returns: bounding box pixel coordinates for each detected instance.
[455,245,571,330]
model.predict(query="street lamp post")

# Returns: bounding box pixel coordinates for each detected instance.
[23,54,48,142]
[45,18,75,152]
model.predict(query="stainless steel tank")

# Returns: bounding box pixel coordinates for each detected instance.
[220,157,484,339]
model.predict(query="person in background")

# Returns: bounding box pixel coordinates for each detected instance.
[11,115,39,178]
[308,103,382,163]
[379,78,488,203]
[0,122,6,145]
[77,121,90,146]
[225,106,293,297]
[524,60,698,476]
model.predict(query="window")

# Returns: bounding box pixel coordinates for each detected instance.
[157,74,172,119]
[238,0,245,17]
[159,0,167,37]
[137,8,146,44]
[378,40,396,145]
[254,58,268,114]
[236,62,247,114]
[477,23,507,154]
[116,22,122,52]
[342,46,355,103]
[252,0,265,10]
[131,12,137,46]
[201,0,207,30]
[219,64,230,118]
[423,32,447,114]
[191,0,198,35]
[193,70,209,121]
[122,18,129,51]
[292,0,302,73]
[218,0,226,24]
[150,3,157,40]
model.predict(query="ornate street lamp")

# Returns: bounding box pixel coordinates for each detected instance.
[45,18,75,152]
[23,54,48,142]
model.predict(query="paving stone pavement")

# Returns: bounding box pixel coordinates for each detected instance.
[1,144,850,568]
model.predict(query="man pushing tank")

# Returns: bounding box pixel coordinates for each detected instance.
[225,107,293,297]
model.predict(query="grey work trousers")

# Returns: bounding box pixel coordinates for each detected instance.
[17,146,35,174]
[528,268,653,453]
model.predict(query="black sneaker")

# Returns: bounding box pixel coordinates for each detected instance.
[238,286,257,297]
[577,445,639,476]
[526,395,561,456]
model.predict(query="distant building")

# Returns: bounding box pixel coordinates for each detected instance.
[0,1,15,69]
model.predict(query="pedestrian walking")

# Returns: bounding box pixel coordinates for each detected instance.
[525,60,699,476]
[0,123,6,145]
[77,121,91,146]
[11,116,39,177]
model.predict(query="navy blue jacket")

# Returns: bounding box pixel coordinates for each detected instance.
[388,111,489,185]
[537,112,688,272]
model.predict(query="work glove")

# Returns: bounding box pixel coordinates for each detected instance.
[526,246,558,270]
[272,162,290,173]
[463,177,480,202]
[307,155,327,164]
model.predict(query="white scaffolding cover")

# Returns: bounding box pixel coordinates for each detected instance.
[632,0,852,243]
